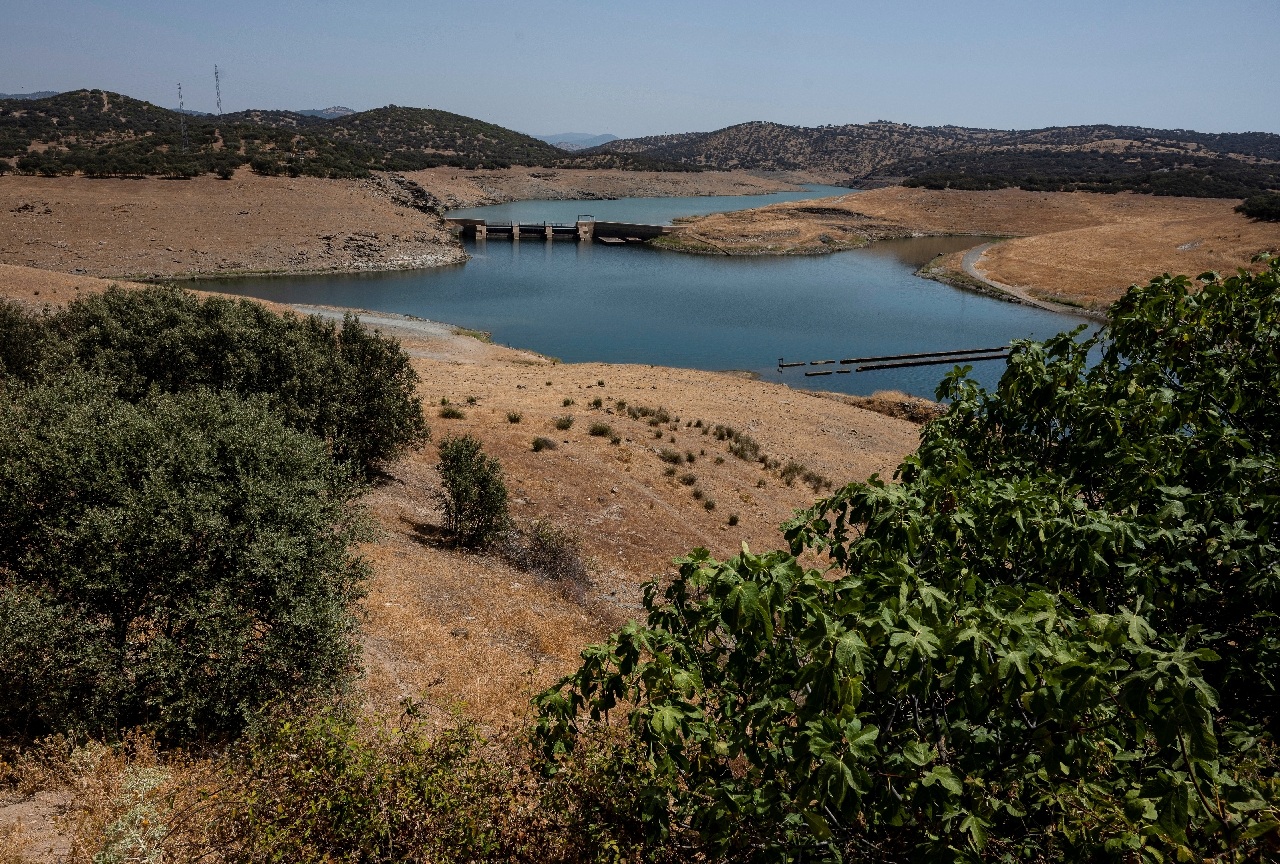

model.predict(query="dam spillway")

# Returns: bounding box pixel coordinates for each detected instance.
[444,217,686,243]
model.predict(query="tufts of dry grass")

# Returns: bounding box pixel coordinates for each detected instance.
[0,734,228,864]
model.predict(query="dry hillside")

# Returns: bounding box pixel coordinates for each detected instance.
[0,268,923,727]
[0,170,465,280]
[669,187,1280,310]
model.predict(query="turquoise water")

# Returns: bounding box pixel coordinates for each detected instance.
[212,188,1095,398]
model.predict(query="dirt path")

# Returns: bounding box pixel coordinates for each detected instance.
[961,242,1107,321]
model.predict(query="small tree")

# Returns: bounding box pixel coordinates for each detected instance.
[436,435,508,549]
[1236,191,1280,221]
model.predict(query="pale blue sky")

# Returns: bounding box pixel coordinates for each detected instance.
[2,1,1275,136]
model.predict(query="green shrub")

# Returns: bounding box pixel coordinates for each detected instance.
[589,397,603,409]
[532,436,556,452]
[588,422,612,437]
[659,448,682,464]
[727,513,739,526]
[702,498,715,510]
[225,710,512,862]
[34,286,427,474]
[1236,191,1280,220]
[679,473,697,486]
[553,415,574,431]
[435,435,508,549]
[507,411,522,423]
[537,261,1280,861]
[440,405,466,419]
[562,398,575,407]
[0,375,366,742]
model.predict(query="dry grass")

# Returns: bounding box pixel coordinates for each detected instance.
[0,170,464,281]
[357,349,921,725]
[676,187,1280,308]
[0,735,226,863]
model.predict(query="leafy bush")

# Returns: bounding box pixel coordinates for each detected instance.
[440,405,466,419]
[224,709,514,862]
[507,411,523,423]
[588,422,612,437]
[537,261,1280,861]
[436,435,509,549]
[18,287,427,474]
[0,375,367,742]
[1236,191,1280,221]
[659,448,683,464]
[553,415,574,431]
[532,436,556,452]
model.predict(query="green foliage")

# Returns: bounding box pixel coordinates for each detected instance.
[553,415,574,430]
[225,709,513,863]
[0,375,367,742]
[436,435,509,549]
[20,286,427,474]
[536,261,1280,861]
[532,436,556,452]
[1236,191,1280,221]
[588,422,612,437]
[221,707,681,864]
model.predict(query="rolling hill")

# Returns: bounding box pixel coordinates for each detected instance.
[0,90,691,180]
[596,120,1280,197]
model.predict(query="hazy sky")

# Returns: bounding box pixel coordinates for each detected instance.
[3,0,1275,137]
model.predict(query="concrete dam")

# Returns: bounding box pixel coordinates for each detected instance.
[444,216,687,244]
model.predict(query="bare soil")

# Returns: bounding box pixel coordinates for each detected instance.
[670,187,1280,309]
[0,170,465,281]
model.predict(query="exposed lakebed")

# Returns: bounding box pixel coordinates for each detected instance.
[213,187,1095,398]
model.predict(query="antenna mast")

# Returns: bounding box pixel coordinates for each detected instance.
[177,82,188,152]
[214,65,222,115]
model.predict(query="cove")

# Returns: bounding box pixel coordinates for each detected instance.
[211,188,1096,398]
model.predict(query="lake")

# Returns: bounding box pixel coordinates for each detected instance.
[212,187,1095,398]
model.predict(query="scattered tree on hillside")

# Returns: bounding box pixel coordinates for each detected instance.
[1237,191,1280,221]
[436,434,510,549]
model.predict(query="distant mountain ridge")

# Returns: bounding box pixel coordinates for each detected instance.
[298,106,356,119]
[0,90,690,180]
[596,120,1280,197]
[0,91,60,100]
[534,132,619,151]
